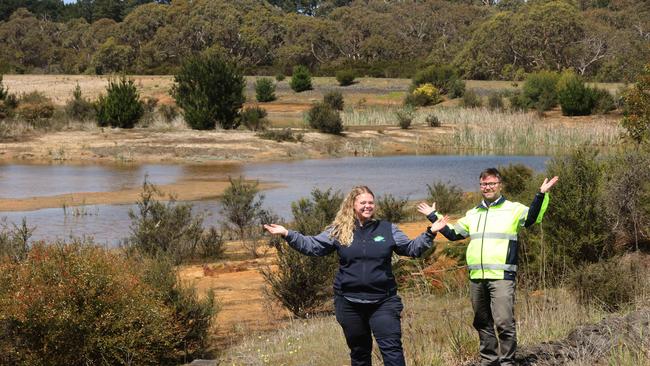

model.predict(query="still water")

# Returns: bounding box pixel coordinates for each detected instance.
[0,155,549,245]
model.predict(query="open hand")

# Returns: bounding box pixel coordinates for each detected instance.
[540,176,559,194]
[263,224,288,237]
[430,215,449,233]
[417,202,436,216]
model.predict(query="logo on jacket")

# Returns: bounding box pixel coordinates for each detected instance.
[373,235,385,242]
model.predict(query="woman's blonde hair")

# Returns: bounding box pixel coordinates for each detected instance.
[329,186,374,246]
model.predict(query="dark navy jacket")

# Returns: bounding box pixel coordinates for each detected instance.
[284,219,436,301]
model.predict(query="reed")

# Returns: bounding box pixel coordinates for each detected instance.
[435,107,622,154]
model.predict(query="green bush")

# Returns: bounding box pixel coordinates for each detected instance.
[335,69,356,86]
[307,103,343,134]
[543,148,611,268]
[172,53,245,130]
[96,77,143,128]
[395,107,414,129]
[257,128,303,142]
[508,90,529,111]
[448,79,466,99]
[240,106,270,131]
[290,65,312,92]
[412,64,463,95]
[426,181,464,214]
[497,163,534,199]
[557,71,595,116]
[590,88,616,114]
[487,92,504,111]
[426,114,441,127]
[522,70,560,111]
[275,73,285,81]
[255,77,276,102]
[569,256,641,312]
[0,241,216,366]
[261,188,342,318]
[375,194,409,223]
[220,176,266,257]
[323,90,344,111]
[64,84,95,121]
[127,180,225,263]
[621,66,650,144]
[16,91,55,122]
[460,89,482,108]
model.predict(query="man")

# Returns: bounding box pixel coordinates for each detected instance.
[417,168,558,366]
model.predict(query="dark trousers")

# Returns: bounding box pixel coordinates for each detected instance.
[334,295,406,366]
[470,279,517,366]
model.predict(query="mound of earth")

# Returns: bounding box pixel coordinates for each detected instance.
[466,308,650,366]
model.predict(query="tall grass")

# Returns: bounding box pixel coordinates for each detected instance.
[217,288,609,365]
[436,107,622,154]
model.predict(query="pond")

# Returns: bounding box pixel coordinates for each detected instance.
[0,155,550,245]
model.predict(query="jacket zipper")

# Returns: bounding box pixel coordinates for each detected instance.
[480,207,489,279]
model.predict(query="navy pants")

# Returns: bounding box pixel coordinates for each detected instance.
[334,295,406,366]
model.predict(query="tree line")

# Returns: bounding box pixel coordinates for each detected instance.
[0,0,648,80]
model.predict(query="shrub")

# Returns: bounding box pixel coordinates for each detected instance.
[603,149,650,250]
[395,107,414,129]
[261,188,342,318]
[220,176,265,258]
[407,83,442,107]
[239,106,269,131]
[307,103,343,134]
[497,163,534,198]
[556,71,594,116]
[375,194,409,223]
[590,88,616,114]
[426,181,464,214]
[172,53,245,130]
[127,180,225,263]
[158,103,179,123]
[412,64,463,95]
[0,75,7,100]
[335,69,356,86]
[16,91,55,122]
[543,148,611,268]
[258,128,303,142]
[64,83,95,121]
[290,65,312,92]
[448,79,466,99]
[426,114,441,127]
[96,77,143,128]
[460,89,482,108]
[275,73,285,81]
[569,256,641,312]
[323,90,344,111]
[508,90,529,111]
[522,70,560,111]
[0,218,34,262]
[255,77,276,102]
[0,241,216,366]
[621,66,650,144]
[487,92,504,111]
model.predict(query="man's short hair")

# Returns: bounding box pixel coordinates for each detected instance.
[479,168,501,181]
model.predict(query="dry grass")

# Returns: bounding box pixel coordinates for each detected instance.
[216,287,612,366]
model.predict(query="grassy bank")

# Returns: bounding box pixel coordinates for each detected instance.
[218,286,644,366]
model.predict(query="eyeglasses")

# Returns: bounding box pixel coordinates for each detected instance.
[479,182,500,188]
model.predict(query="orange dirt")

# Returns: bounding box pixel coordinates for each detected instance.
[178,220,457,347]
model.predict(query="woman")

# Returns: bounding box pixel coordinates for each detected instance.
[264,185,449,366]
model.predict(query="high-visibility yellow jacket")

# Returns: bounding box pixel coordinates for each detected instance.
[429,193,549,280]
